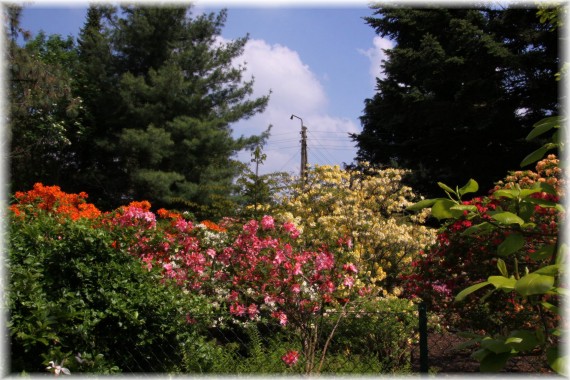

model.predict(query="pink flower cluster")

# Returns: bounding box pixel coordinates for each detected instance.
[282,350,299,366]
[103,211,363,329]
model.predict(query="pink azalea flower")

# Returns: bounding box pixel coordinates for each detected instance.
[291,283,301,293]
[282,350,299,366]
[283,221,300,239]
[163,263,173,272]
[230,303,246,317]
[243,220,259,235]
[343,262,358,274]
[261,215,275,230]
[247,304,258,319]
[315,251,334,270]
[343,275,355,288]
[272,310,288,326]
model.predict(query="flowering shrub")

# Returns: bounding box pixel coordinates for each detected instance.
[8,209,205,373]
[273,164,436,296]
[98,201,367,372]
[8,183,418,374]
[406,152,564,373]
[402,155,563,328]
[10,182,101,220]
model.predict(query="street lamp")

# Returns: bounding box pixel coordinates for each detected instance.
[290,115,307,179]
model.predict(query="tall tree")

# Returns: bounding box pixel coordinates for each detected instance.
[72,5,269,212]
[353,5,559,197]
[6,5,82,191]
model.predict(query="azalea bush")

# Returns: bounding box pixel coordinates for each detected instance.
[406,145,564,373]
[402,155,563,331]
[99,199,373,373]
[273,163,436,296]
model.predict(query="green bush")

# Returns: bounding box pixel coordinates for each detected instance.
[324,298,417,373]
[8,211,210,374]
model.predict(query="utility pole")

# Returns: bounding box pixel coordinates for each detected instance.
[290,114,307,180]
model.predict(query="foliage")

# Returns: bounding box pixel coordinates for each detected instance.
[234,143,289,220]
[65,5,270,212]
[98,199,370,373]
[273,163,436,295]
[8,182,424,374]
[6,8,84,191]
[8,206,210,374]
[8,5,270,215]
[325,297,417,373]
[406,149,564,373]
[354,5,560,197]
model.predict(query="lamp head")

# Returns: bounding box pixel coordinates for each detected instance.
[290,115,294,120]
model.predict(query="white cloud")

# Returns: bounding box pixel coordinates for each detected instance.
[227,37,359,175]
[358,35,393,87]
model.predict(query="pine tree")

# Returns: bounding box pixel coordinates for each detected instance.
[353,5,559,197]
[74,5,270,212]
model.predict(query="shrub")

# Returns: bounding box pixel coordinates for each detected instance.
[8,210,209,373]
[273,163,436,296]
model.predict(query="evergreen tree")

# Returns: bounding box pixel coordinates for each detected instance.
[73,5,270,212]
[6,6,82,191]
[353,5,559,197]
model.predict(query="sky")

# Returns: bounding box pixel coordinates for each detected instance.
[18,1,393,176]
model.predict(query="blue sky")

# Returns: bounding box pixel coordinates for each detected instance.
[19,2,393,175]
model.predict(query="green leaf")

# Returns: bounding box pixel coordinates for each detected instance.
[491,212,524,226]
[540,301,559,315]
[481,338,512,354]
[525,197,558,208]
[520,145,550,167]
[519,188,543,198]
[506,330,538,352]
[480,352,511,372]
[497,233,525,257]
[471,348,490,362]
[515,273,555,297]
[406,198,438,211]
[556,243,567,265]
[552,129,560,144]
[534,181,557,195]
[493,189,518,199]
[437,182,455,194]
[462,222,493,235]
[488,276,516,290]
[456,339,479,350]
[534,264,561,276]
[526,116,561,141]
[547,346,567,375]
[497,259,508,277]
[530,243,556,261]
[450,204,478,212]
[458,179,479,196]
[455,281,491,301]
[431,199,462,220]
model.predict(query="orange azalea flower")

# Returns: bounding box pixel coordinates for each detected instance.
[157,208,182,220]
[10,183,101,220]
[201,220,227,232]
[127,200,152,212]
